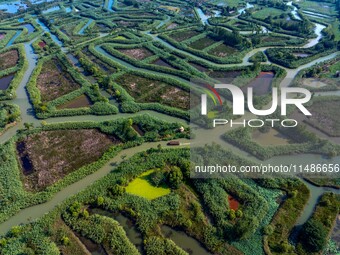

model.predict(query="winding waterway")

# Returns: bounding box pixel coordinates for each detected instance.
[287,1,302,20]
[195,8,221,25]
[6,30,21,47]
[105,0,115,12]
[0,5,338,247]
[35,18,64,48]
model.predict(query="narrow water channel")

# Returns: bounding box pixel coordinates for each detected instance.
[6,30,21,47]
[287,1,302,20]
[11,41,38,121]
[295,179,340,227]
[79,19,93,35]
[289,179,340,243]
[35,18,64,48]
[161,225,212,255]
[106,0,115,12]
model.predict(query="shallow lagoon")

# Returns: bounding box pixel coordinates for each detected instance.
[0,74,14,90]
[0,1,27,13]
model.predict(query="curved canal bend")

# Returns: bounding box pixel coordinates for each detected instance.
[0,7,338,244]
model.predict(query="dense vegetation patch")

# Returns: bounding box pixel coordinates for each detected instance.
[240,4,314,36]
[17,129,119,191]
[264,180,310,254]
[293,57,340,91]
[0,103,20,133]
[36,58,81,102]
[0,49,18,69]
[266,45,337,69]
[297,193,340,254]
[249,51,267,62]
[114,73,190,110]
